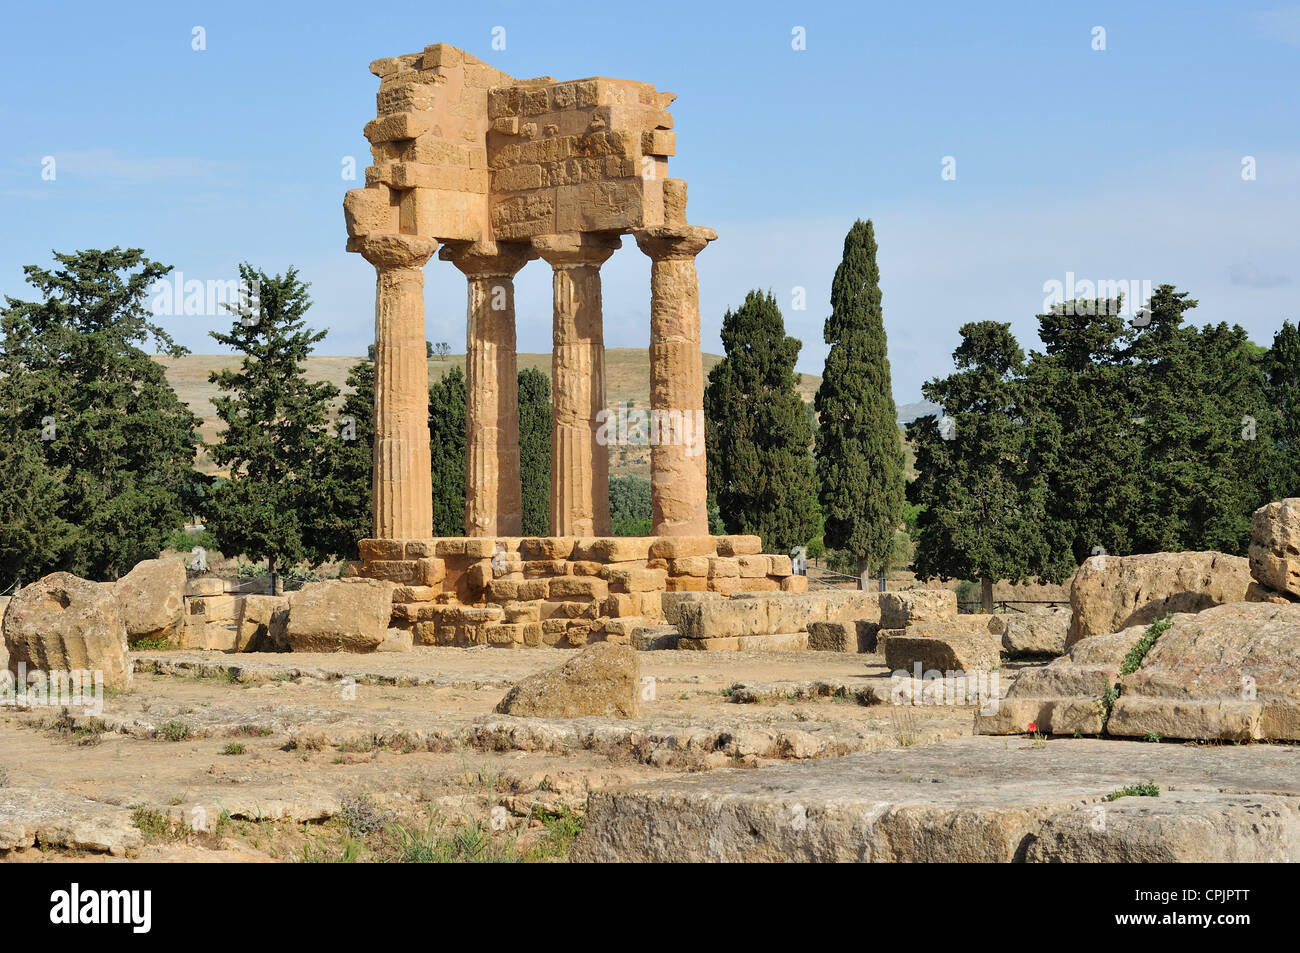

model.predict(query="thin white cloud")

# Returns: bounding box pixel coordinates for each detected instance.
[14,149,242,184]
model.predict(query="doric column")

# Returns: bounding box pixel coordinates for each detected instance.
[634,225,716,536]
[357,234,437,540]
[534,233,621,537]
[440,241,537,537]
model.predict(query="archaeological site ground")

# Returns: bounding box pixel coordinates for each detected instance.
[1,4,1295,933]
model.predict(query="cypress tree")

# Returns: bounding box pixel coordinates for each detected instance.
[813,220,905,588]
[705,290,820,552]
[206,265,339,588]
[517,367,551,536]
[313,358,374,559]
[429,366,467,536]
[0,247,200,580]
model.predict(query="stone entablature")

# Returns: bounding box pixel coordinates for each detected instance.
[352,535,806,648]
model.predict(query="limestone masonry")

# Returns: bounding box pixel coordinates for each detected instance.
[342,44,751,640]
[348,534,805,648]
[344,44,712,544]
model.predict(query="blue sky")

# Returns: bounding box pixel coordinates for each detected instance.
[1,0,1297,401]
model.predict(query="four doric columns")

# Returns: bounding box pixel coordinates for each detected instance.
[358,223,716,542]
[357,234,438,540]
[441,241,537,537]
[534,233,622,537]
[634,225,716,536]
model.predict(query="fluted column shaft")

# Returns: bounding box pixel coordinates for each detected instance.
[442,242,536,537]
[536,234,621,537]
[635,226,716,536]
[359,235,437,540]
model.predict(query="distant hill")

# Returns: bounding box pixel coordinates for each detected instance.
[157,351,934,479]
[896,400,941,425]
[155,349,824,478]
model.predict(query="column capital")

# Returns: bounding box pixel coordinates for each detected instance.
[439,240,537,279]
[634,225,717,261]
[353,234,437,270]
[533,232,622,268]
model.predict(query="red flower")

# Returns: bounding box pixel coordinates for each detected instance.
[1027,722,1038,733]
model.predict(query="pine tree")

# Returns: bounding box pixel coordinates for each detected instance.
[907,322,1064,609]
[206,265,340,587]
[705,290,820,552]
[429,366,467,536]
[813,220,906,588]
[1023,295,1139,565]
[1128,286,1275,553]
[0,247,200,580]
[518,367,551,536]
[0,437,78,590]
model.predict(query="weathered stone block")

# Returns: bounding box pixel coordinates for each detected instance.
[879,589,956,629]
[1068,551,1253,647]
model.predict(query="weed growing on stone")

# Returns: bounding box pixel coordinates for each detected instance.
[1121,615,1172,676]
[131,806,190,843]
[129,636,173,651]
[1105,781,1160,801]
[158,719,192,741]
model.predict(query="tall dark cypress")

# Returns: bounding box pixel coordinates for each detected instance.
[517,367,551,536]
[429,367,467,536]
[705,290,820,552]
[813,220,905,588]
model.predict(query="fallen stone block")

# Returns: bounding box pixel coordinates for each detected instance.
[1026,792,1300,862]
[113,557,186,643]
[185,577,227,597]
[234,594,289,652]
[1108,601,1300,742]
[494,642,639,718]
[884,631,1000,673]
[571,736,1300,862]
[1001,606,1070,657]
[630,625,678,651]
[879,589,957,629]
[1067,551,1252,647]
[0,788,144,857]
[806,620,879,652]
[4,572,132,690]
[377,628,415,653]
[1249,498,1300,599]
[286,577,394,653]
[976,624,1150,736]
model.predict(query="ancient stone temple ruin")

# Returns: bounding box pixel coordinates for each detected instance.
[343,44,800,647]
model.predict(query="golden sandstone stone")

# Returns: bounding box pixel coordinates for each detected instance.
[346,46,808,649]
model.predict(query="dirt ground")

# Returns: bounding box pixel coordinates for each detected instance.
[0,646,1004,862]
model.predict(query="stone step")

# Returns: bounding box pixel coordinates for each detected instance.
[573,735,1300,862]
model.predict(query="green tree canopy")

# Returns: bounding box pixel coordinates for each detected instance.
[908,322,1065,608]
[205,264,340,580]
[0,247,200,580]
